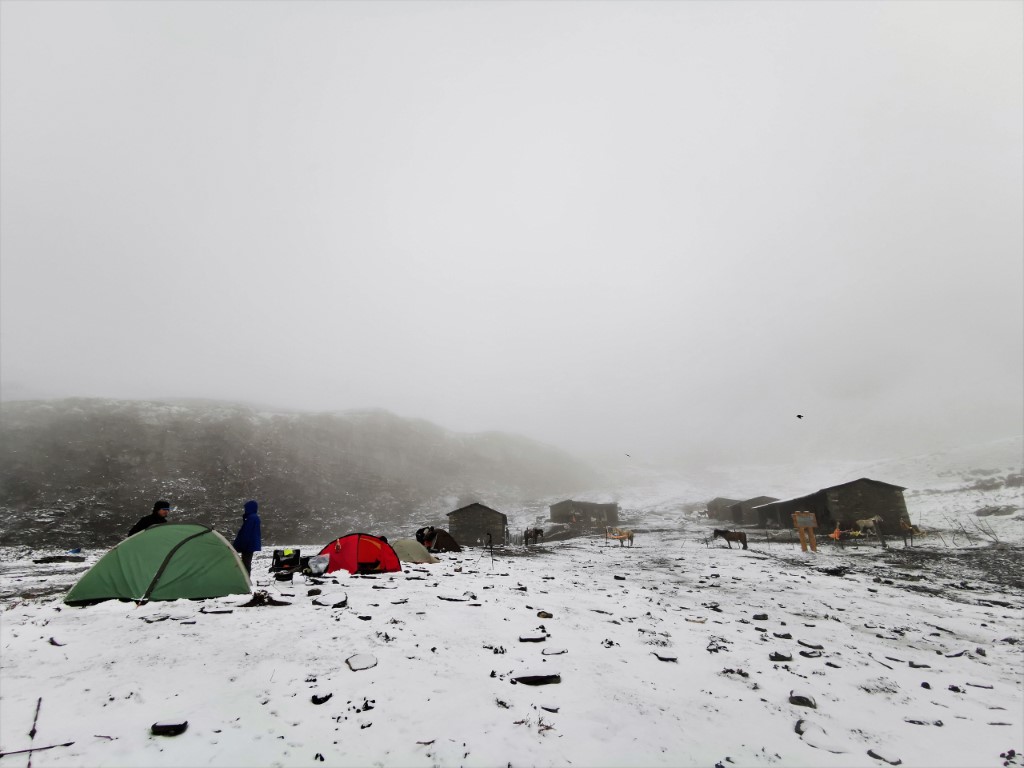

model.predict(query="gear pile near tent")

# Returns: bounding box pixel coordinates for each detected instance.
[65,524,251,605]
[317,533,402,575]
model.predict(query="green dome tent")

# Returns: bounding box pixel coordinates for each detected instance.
[65,523,251,605]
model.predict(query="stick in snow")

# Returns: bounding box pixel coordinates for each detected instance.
[26,697,41,768]
[0,742,75,759]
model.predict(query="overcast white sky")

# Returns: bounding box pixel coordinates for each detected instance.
[1,1,1021,467]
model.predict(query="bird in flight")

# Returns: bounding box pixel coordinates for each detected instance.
[625,453,631,457]
[796,414,803,419]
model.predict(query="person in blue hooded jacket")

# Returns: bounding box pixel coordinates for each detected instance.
[233,500,262,575]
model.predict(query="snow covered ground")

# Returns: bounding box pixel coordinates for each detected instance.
[1,522,1021,768]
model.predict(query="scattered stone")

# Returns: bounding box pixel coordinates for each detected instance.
[818,566,850,577]
[774,632,792,640]
[753,613,768,621]
[794,719,846,753]
[519,633,547,643]
[240,591,291,607]
[798,640,824,650]
[614,576,626,581]
[921,682,931,690]
[541,648,567,656]
[346,654,377,671]
[867,748,903,765]
[537,611,553,619]
[151,721,188,737]
[770,652,793,662]
[312,593,348,608]
[706,637,729,653]
[307,588,322,596]
[799,650,822,658]
[652,652,678,662]
[512,672,561,686]
[908,661,930,669]
[904,718,943,727]
[312,693,333,705]
[789,692,816,709]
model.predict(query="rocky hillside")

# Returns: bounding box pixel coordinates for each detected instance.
[0,398,598,548]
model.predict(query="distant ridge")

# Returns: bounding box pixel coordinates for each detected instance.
[0,398,598,547]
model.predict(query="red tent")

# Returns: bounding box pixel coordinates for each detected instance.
[317,533,402,575]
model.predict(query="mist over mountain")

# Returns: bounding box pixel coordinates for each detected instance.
[0,398,599,547]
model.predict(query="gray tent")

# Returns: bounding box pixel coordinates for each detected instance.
[392,539,439,564]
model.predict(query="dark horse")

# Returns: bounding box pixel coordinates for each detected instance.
[524,527,544,545]
[713,529,748,550]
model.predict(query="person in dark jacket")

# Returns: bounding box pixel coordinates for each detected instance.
[233,500,262,575]
[415,526,435,547]
[128,500,170,537]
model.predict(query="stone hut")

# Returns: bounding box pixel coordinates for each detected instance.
[729,496,779,526]
[752,478,909,533]
[447,503,508,546]
[706,497,741,521]
[548,500,619,528]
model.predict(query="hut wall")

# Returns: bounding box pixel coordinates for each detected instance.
[448,506,508,546]
[549,500,576,523]
[755,493,829,529]
[827,481,909,533]
[730,497,779,526]
[707,498,741,521]
[548,501,619,527]
[755,480,908,533]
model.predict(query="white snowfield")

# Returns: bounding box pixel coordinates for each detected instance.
[1,525,1021,768]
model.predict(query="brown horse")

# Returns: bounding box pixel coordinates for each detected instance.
[608,527,634,546]
[524,527,544,545]
[713,529,748,550]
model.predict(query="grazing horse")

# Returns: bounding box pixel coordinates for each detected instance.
[713,529,748,550]
[608,527,634,547]
[524,527,544,546]
[854,515,883,534]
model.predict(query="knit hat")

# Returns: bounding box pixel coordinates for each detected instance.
[153,500,171,512]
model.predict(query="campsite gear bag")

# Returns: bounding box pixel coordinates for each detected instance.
[270,548,301,572]
[307,555,329,575]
